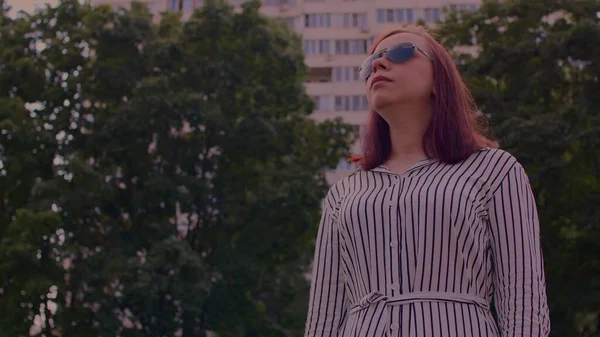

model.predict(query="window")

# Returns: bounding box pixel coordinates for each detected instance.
[304,14,313,27]
[313,96,332,111]
[355,13,367,28]
[303,40,331,55]
[335,40,348,54]
[170,0,179,11]
[319,40,331,54]
[305,13,331,28]
[303,41,316,55]
[353,40,368,54]
[424,8,431,21]
[377,8,414,23]
[335,39,369,55]
[424,7,441,21]
[148,1,156,14]
[319,14,331,27]
[394,9,404,22]
[342,14,350,27]
[334,95,369,111]
[406,8,414,22]
[448,3,478,17]
[377,9,385,23]
[332,67,360,82]
[340,13,367,28]
[184,0,193,11]
[263,0,295,6]
[386,9,394,22]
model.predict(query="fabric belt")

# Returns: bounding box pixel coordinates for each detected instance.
[347,290,491,336]
[350,290,490,314]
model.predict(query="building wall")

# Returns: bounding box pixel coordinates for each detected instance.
[92,0,482,184]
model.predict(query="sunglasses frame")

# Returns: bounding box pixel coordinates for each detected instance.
[359,42,434,80]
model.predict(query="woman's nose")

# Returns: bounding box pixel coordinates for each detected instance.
[371,55,389,75]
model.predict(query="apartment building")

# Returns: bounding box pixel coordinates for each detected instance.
[92,0,481,184]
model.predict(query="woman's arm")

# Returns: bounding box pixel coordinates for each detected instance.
[488,163,551,337]
[304,192,347,337]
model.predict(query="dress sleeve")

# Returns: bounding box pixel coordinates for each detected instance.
[304,194,347,337]
[487,164,551,337]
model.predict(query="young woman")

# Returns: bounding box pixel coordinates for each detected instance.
[304,25,550,337]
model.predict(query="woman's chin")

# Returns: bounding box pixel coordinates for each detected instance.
[370,93,395,113]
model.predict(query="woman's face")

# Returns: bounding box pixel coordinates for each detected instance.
[364,33,435,114]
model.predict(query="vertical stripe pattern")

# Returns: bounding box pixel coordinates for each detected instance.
[304,148,550,337]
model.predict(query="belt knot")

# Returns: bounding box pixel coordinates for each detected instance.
[350,290,387,313]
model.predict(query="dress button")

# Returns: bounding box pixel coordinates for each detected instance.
[390,323,399,330]
[389,240,398,247]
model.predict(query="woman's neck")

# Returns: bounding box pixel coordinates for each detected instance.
[381,103,432,161]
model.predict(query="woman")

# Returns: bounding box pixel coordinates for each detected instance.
[304,26,550,337]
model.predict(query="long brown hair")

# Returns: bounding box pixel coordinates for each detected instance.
[350,26,498,170]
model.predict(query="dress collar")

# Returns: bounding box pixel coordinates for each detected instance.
[369,156,437,177]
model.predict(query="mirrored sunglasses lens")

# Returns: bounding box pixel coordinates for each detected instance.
[387,45,414,63]
[359,55,375,79]
[359,67,371,80]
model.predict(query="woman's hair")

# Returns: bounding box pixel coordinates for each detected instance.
[350,25,498,170]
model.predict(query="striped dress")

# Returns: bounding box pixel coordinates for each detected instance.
[304,148,550,337]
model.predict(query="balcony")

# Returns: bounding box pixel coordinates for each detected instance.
[300,27,373,40]
[305,66,332,83]
[259,0,300,17]
[302,0,373,13]
[304,66,366,96]
[304,53,366,69]
[303,66,370,124]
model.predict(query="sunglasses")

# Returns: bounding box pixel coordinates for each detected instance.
[359,42,433,80]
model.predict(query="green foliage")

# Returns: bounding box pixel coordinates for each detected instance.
[0,0,355,335]
[436,0,600,336]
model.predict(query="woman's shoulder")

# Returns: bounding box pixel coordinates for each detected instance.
[466,147,527,187]
[322,166,362,204]
[471,147,520,167]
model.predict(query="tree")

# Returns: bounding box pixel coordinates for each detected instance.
[0,0,356,335]
[436,1,600,336]
[0,0,91,334]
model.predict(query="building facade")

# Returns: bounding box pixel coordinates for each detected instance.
[92,0,481,183]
